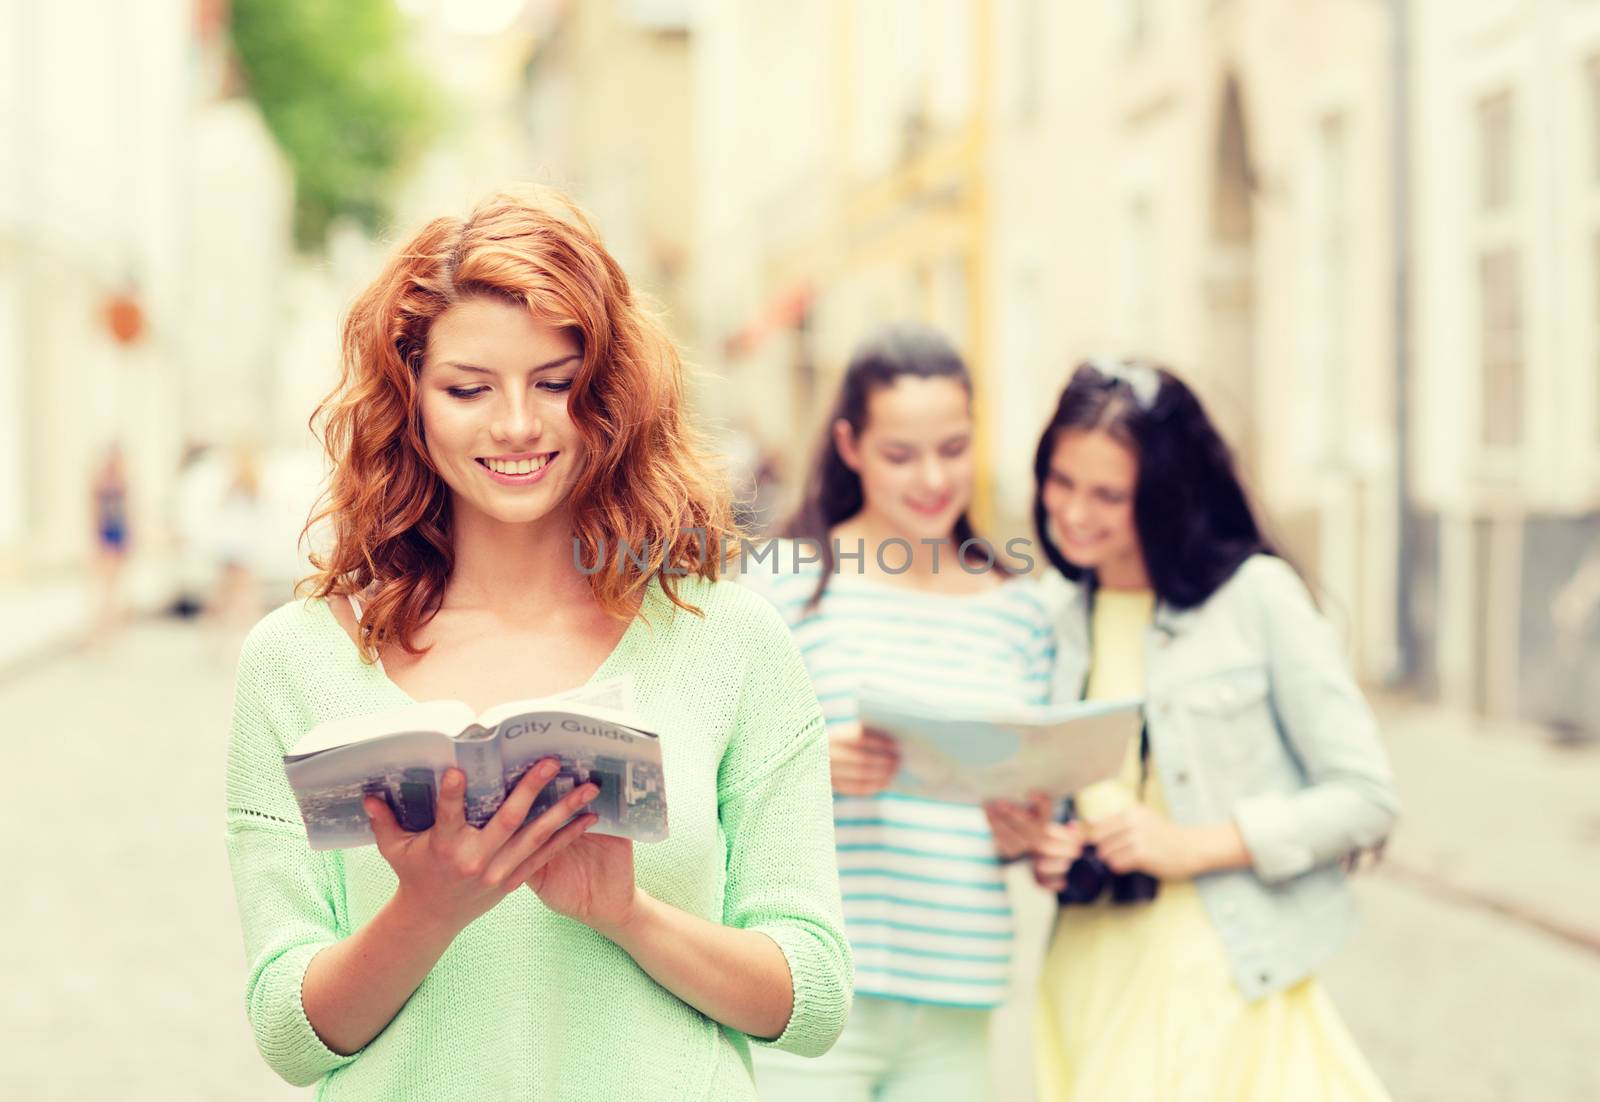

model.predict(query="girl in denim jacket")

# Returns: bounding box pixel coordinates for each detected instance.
[996,361,1398,1101]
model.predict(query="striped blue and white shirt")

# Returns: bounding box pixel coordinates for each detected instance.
[741,545,1055,1007]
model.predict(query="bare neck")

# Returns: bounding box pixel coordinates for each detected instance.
[443,504,593,618]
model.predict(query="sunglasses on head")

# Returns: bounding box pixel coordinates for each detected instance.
[1081,357,1161,411]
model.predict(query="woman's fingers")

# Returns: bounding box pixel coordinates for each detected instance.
[830,760,897,793]
[986,801,1030,831]
[1035,835,1074,869]
[831,732,899,763]
[1035,860,1070,890]
[828,730,900,796]
[832,769,894,796]
[432,768,468,834]
[488,782,601,881]
[1035,853,1070,878]
[483,758,561,846]
[1038,823,1084,860]
[364,795,404,856]
[986,799,1053,856]
[1086,809,1135,845]
[984,808,1027,851]
[833,752,898,777]
[507,811,599,884]
[1090,819,1133,849]
[1100,843,1137,874]
[832,775,883,796]
[857,728,900,756]
[1033,822,1082,889]
[831,741,899,775]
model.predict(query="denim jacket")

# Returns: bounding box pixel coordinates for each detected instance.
[1043,554,1400,1001]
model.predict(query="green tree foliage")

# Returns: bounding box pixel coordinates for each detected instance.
[229,0,440,250]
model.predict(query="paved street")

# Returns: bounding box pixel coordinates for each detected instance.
[3,619,1598,1100]
[1,620,299,1102]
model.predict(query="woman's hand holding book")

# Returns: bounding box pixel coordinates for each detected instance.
[984,791,1055,860]
[525,833,638,934]
[365,759,601,934]
[828,723,901,796]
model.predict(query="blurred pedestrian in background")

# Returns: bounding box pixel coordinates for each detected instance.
[207,442,266,636]
[744,323,1055,1102]
[169,441,216,618]
[1013,360,1398,1101]
[223,185,850,1100]
[88,443,130,644]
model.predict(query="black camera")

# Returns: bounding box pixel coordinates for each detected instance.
[1056,792,1159,907]
[1058,844,1159,906]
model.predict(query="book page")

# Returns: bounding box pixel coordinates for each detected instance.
[493,709,668,842]
[286,699,477,759]
[285,732,457,850]
[454,729,504,826]
[859,694,1143,804]
[540,675,635,712]
[476,678,645,733]
[281,680,668,851]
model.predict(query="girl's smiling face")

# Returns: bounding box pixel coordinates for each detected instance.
[419,296,587,529]
[835,375,975,543]
[1042,428,1146,584]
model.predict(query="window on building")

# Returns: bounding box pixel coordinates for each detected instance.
[1016,0,1041,123]
[1126,0,1152,54]
[1117,196,1158,348]
[1479,248,1524,448]
[1587,55,1600,186]
[1474,87,1521,454]
[1594,232,1600,446]
[1478,90,1514,211]
[1317,112,1350,460]
[1588,57,1600,444]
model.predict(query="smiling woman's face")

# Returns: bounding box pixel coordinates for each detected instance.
[418,296,586,529]
[836,375,975,543]
[1042,428,1144,579]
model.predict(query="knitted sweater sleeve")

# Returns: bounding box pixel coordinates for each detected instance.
[716,592,853,1058]
[223,613,358,1087]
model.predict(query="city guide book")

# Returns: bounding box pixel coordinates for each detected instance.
[857,691,1143,803]
[284,678,667,850]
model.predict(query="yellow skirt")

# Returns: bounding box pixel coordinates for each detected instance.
[1033,877,1391,1102]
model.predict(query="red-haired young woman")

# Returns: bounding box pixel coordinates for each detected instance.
[223,187,851,1100]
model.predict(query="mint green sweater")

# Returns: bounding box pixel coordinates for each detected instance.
[224,578,852,1100]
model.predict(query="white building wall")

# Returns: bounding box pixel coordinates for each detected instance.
[0,1,296,589]
[988,0,1397,677]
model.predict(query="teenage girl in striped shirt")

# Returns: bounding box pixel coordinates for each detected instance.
[745,323,1055,1102]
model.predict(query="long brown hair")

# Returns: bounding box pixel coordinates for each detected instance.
[303,185,733,659]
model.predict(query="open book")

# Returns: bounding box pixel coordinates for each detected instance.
[283,678,667,850]
[858,691,1143,803]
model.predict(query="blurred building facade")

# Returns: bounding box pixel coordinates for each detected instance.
[1409,0,1600,737]
[991,0,1400,684]
[693,0,996,513]
[690,0,1600,736]
[6,0,1595,735]
[0,0,293,593]
[518,0,698,354]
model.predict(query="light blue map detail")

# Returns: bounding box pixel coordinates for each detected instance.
[859,691,1143,803]
[912,722,1020,767]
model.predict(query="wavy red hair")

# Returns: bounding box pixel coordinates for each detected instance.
[303,186,735,659]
